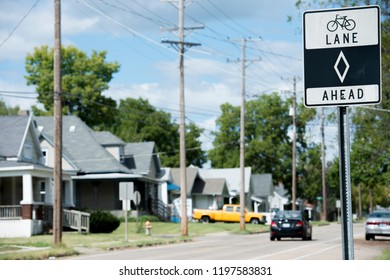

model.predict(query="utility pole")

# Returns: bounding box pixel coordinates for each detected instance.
[321,108,327,221]
[292,77,297,211]
[239,37,246,231]
[228,37,260,230]
[161,0,201,236]
[53,0,63,244]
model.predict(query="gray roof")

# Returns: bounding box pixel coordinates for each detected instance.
[192,178,228,196]
[0,116,29,157]
[93,131,125,146]
[170,167,199,195]
[124,142,160,175]
[35,116,131,174]
[251,174,274,197]
[198,167,252,193]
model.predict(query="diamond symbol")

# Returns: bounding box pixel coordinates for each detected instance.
[334,51,350,83]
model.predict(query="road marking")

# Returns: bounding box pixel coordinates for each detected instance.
[251,237,341,260]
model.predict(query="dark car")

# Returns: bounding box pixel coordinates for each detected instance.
[270,210,312,241]
[365,210,390,240]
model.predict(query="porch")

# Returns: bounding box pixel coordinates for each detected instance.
[0,205,90,237]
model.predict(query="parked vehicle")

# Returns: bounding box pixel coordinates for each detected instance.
[365,210,390,240]
[192,204,266,224]
[270,210,312,241]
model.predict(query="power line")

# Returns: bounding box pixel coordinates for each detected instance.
[0,0,41,49]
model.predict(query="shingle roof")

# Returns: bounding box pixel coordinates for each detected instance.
[93,131,125,146]
[192,178,228,196]
[0,116,29,157]
[170,167,199,195]
[198,167,252,193]
[35,116,131,174]
[124,142,160,175]
[251,174,274,197]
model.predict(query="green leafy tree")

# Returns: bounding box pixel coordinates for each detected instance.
[25,45,119,129]
[0,100,19,115]
[207,103,240,168]
[209,93,316,196]
[111,97,207,167]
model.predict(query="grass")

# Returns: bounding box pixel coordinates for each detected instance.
[0,221,268,260]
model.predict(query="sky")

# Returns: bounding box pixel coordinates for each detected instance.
[0,0,339,160]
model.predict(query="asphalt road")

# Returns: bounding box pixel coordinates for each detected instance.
[66,223,390,260]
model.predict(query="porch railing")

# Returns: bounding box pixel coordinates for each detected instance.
[150,198,171,221]
[0,205,22,219]
[63,209,90,233]
[0,205,90,233]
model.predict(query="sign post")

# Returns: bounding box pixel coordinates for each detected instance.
[119,182,134,242]
[303,6,381,260]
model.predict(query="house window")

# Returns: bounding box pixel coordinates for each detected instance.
[42,149,48,166]
[40,181,46,203]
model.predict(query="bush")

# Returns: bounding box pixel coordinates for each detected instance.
[89,211,120,233]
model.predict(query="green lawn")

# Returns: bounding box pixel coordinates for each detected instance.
[0,221,268,260]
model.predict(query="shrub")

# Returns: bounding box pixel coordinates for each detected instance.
[89,211,120,233]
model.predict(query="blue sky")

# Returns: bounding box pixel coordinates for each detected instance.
[0,0,338,157]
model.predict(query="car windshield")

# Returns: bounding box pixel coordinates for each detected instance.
[274,211,302,219]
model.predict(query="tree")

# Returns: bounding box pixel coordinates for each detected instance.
[207,103,241,168]
[110,97,207,168]
[209,93,317,197]
[25,45,120,129]
[0,100,19,115]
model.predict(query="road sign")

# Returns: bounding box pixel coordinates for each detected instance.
[303,6,381,107]
[133,191,141,206]
[119,182,134,201]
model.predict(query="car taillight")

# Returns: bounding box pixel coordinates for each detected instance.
[271,221,277,227]
[296,221,303,227]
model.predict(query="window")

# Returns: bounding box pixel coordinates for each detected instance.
[225,206,234,212]
[42,149,48,166]
[40,181,46,202]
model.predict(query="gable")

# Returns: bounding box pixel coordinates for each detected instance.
[124,142,161,177]
[0,115,43,164]
[35,116,130,174]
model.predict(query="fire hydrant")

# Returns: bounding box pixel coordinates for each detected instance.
[145,220,152,236]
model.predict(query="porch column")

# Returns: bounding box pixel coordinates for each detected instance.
[20,174,33,219]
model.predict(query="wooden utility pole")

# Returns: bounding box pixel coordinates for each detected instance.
[239,36,246,231]
[53,0,63,244]
[161,0,201,236]
[178,0,188,237]
[227,37,260,230]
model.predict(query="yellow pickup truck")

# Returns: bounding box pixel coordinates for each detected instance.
[192,204,266,224]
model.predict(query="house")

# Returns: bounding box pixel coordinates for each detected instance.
[198,167,252,206]
[169,166,229,219]
[0,115,76,237]
[250,173,274,212]
[35,116,163,216]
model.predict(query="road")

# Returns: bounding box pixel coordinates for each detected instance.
[66,223,390,260]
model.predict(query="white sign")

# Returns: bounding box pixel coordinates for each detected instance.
[303,6,381,107]
[119,182,134,201]
[305,7,379,50]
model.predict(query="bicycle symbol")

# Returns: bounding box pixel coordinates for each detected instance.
[327,14,356,32]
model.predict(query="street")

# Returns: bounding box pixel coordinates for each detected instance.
[66,223,390,260]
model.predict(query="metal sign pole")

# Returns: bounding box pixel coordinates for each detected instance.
[124,185,128,242]
[338,106,354,260]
